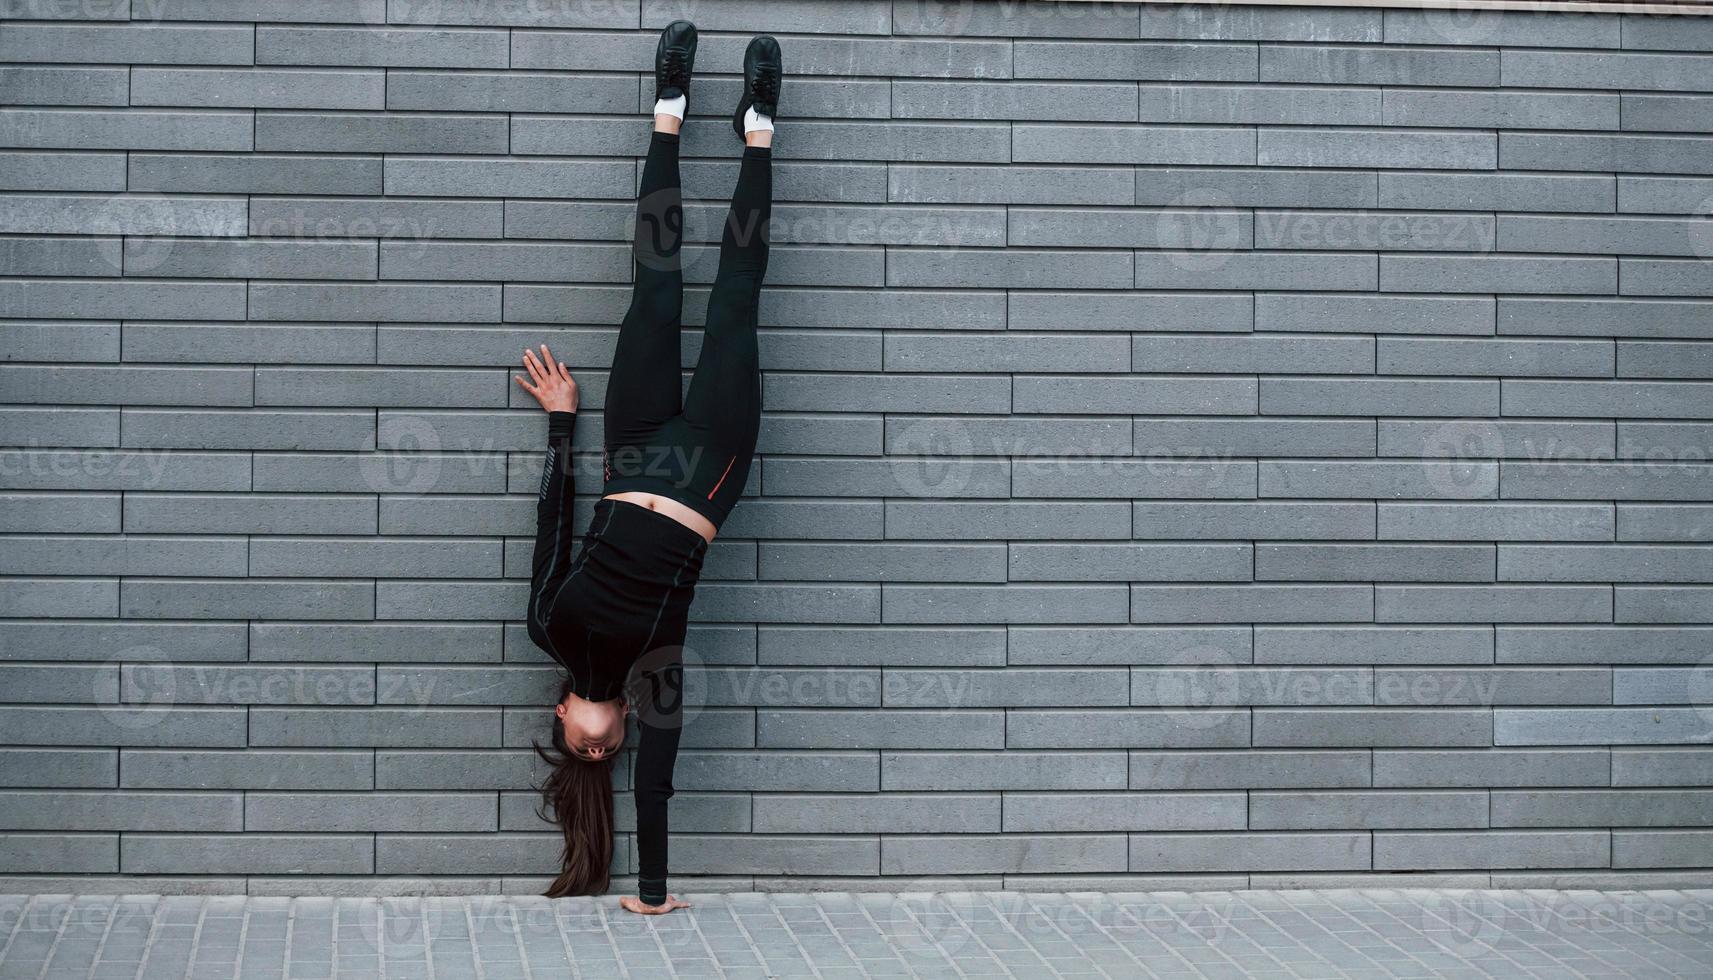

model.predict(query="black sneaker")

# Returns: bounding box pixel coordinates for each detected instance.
[732,34,782,140]
[654,19,696,102]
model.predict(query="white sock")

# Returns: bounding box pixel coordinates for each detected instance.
[652,94,687,121]
[743,105,773,134]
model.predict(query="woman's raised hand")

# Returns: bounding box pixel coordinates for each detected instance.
[516,343,579,414]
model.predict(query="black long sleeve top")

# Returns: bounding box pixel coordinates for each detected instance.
[527,411,706,906]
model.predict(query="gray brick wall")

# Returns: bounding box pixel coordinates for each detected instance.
[1,0,1711,895]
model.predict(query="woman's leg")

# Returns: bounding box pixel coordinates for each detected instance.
[679,145,771,525]
[602,129,686,462]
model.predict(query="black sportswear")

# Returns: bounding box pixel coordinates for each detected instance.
[527,127,771,908]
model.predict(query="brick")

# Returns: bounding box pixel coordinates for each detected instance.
[1257,544,1493,583]
[894,80,1137,122]
[1496,708,1711,745]
[1379,338,1612,377]
[886,585,1129,625]
[758,627,1003,667]
[882,751,1126,791]
[1252,790,1487,829]
[1612,748,1713,786]
[1381,172,1614,212]
[1134,334,1372,374]
[374,833,584,875]
[250,707,498,748]
[1260,129,1495,170]
[1620,342,1713,380]
[1505,49,1713,93]
[1386,255,1615,294]
[1015,458,1256,500]
[1622,258,1713,297]
[1375,831,1608,870]
[1006,709,1249,749]
[1254,708,1493,747]
[1618,503,1713,542]
[0,494,118,533]
[1015,40,1256,81]
[1493,789,1713,826]
[1500,627,1711,665]
[1501,298,1713,340]
[1133,585,1372,624]
[253,284,496,324]
[1374,749,1609,787]
[0,834,116,873]
[886,668,1128,708]
[1139,250,1378,291]
[1615,830,1713,868]
[1257,626,1491,665]
[1503,132,1713,175]
[1500,544,1713,583]
[1142,5,1380,41]
[759,543,1004,583]
[0,791,239,832]
[122,750,371,790]
[1386,89,1616,130]
[1015,376,1256,414]
[0,621,246,663]
[121,835,372,875]
[1130,832,1370,872]
[1379,503,1614,542]
[1377,667,1610,706]
[259,26,508,68]
[1132,667,1371,707]
[0,580,116,618]
[1133,503,1374,540]
[884,835,1125,874]
[1014,124,1255,165]
[122,580,373,620]
[1262,461,1497,500]
[753,793,997,834]
[0,407,117,448]
[247,792,494,832]
[0,108,253,152]
[1131,749,1369,789]
[0,151,126,191]
[895,0,1141,38]
[1258,292,1494,336]
[762,456,1008,498]
[891,164,1133,205]
[758,709,1001,749]
[1005,792,1245,832]
[1010,290,1252,332]
[1009,627,1252,666]
[1263,378,1496,417]
[1502,462,1713,501]
[1378,585,1611,623]
[0,23,253,64]
[0,67,127,107]
[1011,543,1251,582]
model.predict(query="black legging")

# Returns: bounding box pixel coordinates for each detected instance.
[601,131,770,529]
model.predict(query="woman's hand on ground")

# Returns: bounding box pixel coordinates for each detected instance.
[619,895,691,916]
[516,343,579,414]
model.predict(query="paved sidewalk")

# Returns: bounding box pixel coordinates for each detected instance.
[1,889,1710,978]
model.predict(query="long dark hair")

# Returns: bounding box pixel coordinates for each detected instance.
[534,677,615,898]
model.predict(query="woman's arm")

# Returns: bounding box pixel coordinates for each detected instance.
[517,345,580,661]
[621,661,691,915]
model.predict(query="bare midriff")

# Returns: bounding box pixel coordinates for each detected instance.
[603,491,718,544]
